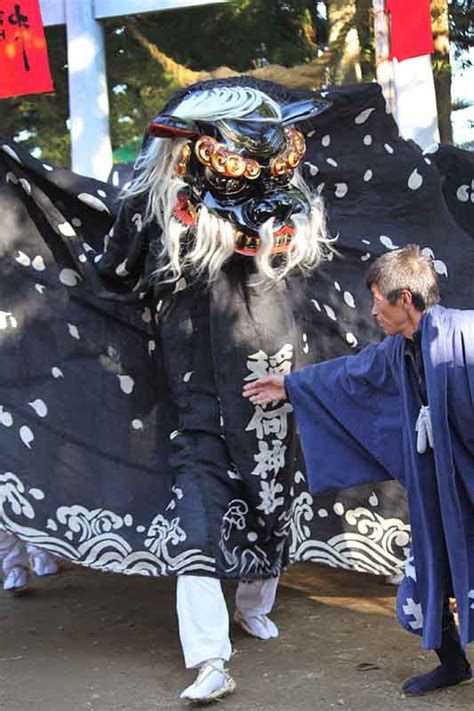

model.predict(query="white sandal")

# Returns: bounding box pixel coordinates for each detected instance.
[30,551,59,577]
[234,610,279,639]
[180,660,236,704]
[3,566,29,595]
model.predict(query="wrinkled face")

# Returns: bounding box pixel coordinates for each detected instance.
[370,284,411,336]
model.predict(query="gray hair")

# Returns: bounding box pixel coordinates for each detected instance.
[365,244,440,312]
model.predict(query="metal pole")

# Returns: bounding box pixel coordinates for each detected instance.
[65,0,112,179]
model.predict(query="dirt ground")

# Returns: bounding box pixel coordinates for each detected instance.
[0,562,472,711]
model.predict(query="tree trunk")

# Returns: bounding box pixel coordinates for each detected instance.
[355,0,374,80]
[431,0,452,142]
[327,0,361,83]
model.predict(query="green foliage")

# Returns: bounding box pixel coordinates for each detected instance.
[137,0,322,71]
[103,22,179,162]
[449,0,473,60]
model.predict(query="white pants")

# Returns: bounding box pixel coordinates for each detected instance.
[176,575,279,668]
[0,531,54,578]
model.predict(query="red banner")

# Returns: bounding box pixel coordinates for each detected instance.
[0,0,53,99]
[385,0,434,62]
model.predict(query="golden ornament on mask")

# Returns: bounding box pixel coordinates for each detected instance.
[233,229,293,255]
[195,136,217,165]
[289,128,305,154]
[244,160,261,180]
[287,150,300,168]
[270,156,289,177]
[269,128,305,177]
[211,149,246,177]
[195,134,262,180]
[227,154,247,176]
[175,143,191,177]
[210,147,230,173]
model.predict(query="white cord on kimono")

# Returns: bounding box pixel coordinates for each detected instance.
[415,405,433,454]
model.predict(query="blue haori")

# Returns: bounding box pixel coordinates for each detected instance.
[285,305,474,650]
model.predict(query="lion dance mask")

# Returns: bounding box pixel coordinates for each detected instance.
[124,84,331,283]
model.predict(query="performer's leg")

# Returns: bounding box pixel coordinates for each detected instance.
[0,532,29,593]
[177,575,235,702]
[402,599,472,696]
[26,543,59,577]
[234,576,279,640]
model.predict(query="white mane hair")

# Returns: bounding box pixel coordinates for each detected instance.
[121,86,332,283]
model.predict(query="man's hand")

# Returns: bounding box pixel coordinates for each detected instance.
[242,375,287,405]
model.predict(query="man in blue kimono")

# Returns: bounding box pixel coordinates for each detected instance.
[243,245,473,696]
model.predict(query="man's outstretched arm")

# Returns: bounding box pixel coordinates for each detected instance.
[243,375,287,405]
[243,346,403,494]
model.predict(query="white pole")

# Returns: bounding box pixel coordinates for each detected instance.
[372,0,394,113]
[391,55,440,148]
[65,0,112,179]
[372,0,439,149]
